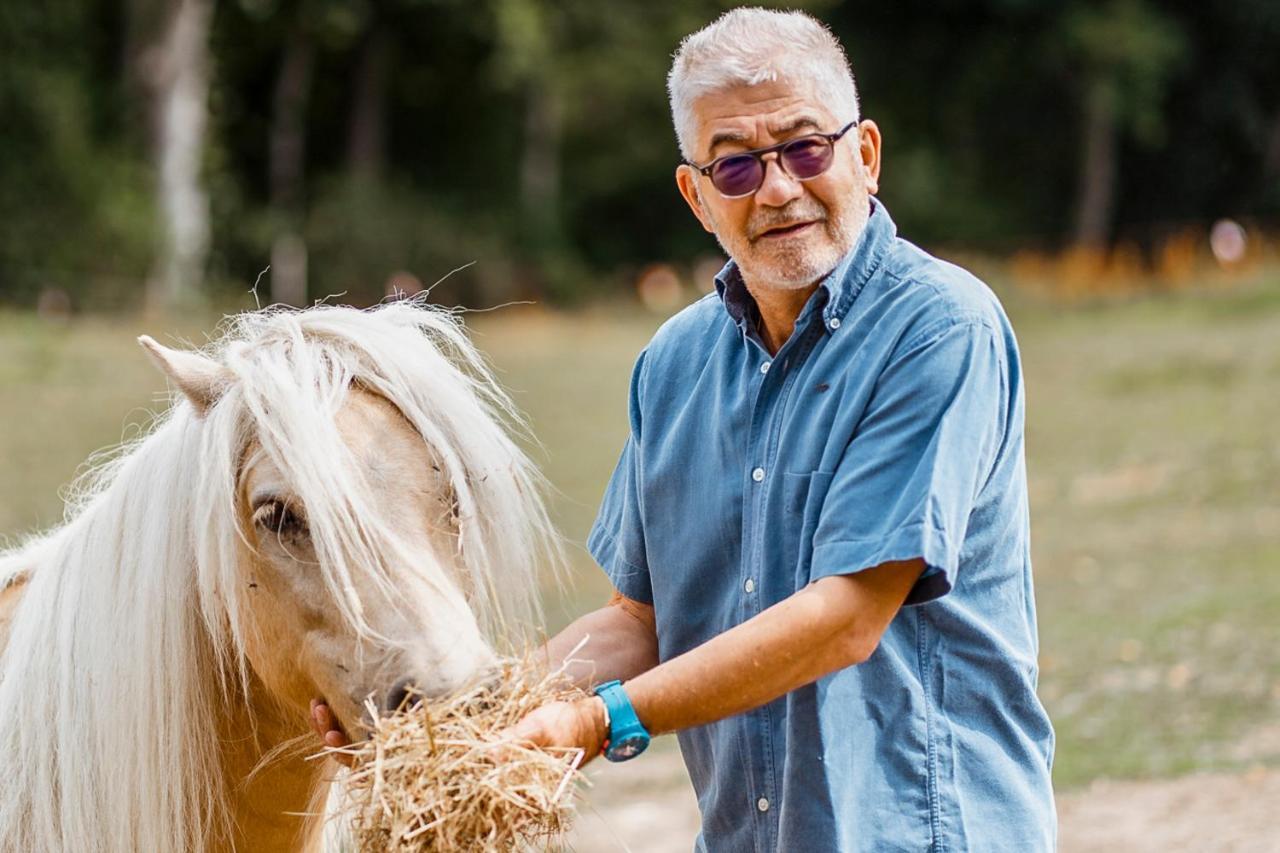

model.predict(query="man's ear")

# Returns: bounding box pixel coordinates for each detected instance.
[857,120,883,196]
[137,335,231,416]
[675,165,717,234]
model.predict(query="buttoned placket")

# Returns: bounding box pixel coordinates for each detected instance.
[738,299,829,852]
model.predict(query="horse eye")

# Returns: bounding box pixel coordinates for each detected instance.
[253,501,309,537]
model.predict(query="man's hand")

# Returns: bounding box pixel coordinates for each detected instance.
[504,696,608,767]
[308,698,355,766]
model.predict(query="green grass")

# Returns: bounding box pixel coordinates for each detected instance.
[2,274,1278,790]
[0,313,213,538]
[1007,278,1280,786]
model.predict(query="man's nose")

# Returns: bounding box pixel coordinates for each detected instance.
[754,152,804,207]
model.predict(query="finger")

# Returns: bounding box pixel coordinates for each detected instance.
[323,730,356,767]
[316,702,344,735]
[494,720,532,745]
[511,716,549,746]
[495,724,535,745]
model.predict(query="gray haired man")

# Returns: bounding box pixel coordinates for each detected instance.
[316,8,1057,851]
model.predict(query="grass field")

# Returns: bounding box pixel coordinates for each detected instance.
[1,272,1278,793]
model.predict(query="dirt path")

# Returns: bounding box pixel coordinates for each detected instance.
[567,748,1280,852]
[1055,768,1280,852]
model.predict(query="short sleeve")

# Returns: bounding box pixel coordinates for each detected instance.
[809,318,1008,605]
[586,350,653,604]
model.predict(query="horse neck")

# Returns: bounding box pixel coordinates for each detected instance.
[214,670,330,853]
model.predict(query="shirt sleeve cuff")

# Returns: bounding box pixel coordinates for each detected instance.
[586,524,654,605]
[809,521,955,606]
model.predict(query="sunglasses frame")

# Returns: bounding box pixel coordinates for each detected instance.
[686,121,859,199]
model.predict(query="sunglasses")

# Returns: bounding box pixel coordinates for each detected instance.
[686,121,859,199]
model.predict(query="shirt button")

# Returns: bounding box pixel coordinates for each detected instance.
[757,797,770,812]
[828,316,842,330]
[744,578,755,593]
[751,467,765,482]
[760,361,771,374]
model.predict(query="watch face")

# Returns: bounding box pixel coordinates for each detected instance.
[610,735,649,760]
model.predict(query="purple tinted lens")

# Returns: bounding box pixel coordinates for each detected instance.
[781,138,833,179]
[711,155,763,197]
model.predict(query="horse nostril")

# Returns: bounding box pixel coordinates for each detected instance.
[385,677,423,713]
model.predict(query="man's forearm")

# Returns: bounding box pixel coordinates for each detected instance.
[626,559,923,735]
[506,561,920,765]
[543,594,659,690]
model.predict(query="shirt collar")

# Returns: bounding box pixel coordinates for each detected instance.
[713,197,896,333]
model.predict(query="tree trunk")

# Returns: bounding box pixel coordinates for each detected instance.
[269,20,313,307]
[1072,81,1118,249]
[520,76,562,231]
[517,73,563,299]
[347,25,389,182]
[145,0,215,312]
[1264,108,1280,182]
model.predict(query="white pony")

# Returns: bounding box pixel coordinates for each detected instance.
[0,301,560,852]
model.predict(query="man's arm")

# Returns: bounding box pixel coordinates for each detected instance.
[510,557,923,758]
[628,559,920,733]
[543,590,659,690]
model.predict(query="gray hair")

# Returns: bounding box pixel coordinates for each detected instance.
[667,7,861,161]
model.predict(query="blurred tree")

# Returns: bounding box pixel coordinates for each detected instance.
[0,0,153,308]
[825,0,1076,248]
[267,0,314,306]
[133,0,217,311]
[347,8,389,182]
[1,0,1277,309]
[491,0,565,288]
[1060,0,1184,247]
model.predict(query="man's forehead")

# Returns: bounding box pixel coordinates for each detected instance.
[692,80,835,153]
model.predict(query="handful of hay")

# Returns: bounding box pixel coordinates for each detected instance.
[330,660,589,852]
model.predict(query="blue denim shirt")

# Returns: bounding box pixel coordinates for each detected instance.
[587,200,1056,852]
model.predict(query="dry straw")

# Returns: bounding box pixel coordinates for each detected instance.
[327,658,589,851]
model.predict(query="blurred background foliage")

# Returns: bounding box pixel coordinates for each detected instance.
[1,0,1278,310]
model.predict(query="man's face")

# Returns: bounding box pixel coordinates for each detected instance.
[676,77,881,291]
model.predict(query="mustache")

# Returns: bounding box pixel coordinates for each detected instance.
[748,204,827,240]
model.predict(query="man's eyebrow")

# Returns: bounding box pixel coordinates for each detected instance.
[707,128,751,156]
[771,116,823,137]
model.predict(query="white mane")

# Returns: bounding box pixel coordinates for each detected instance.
[0,300,562,852]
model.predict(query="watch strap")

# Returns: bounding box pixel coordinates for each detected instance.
[592,679,650,762]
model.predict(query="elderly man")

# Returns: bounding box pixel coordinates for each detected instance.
[315,7,1055,850]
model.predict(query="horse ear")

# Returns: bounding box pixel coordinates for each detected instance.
[137,335,231,416]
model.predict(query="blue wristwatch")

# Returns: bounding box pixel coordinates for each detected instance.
[593,679,651,762]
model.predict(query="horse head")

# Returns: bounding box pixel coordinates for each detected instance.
[139,308,546,737]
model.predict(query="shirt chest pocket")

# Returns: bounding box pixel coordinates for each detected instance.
[780,470,835,589]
